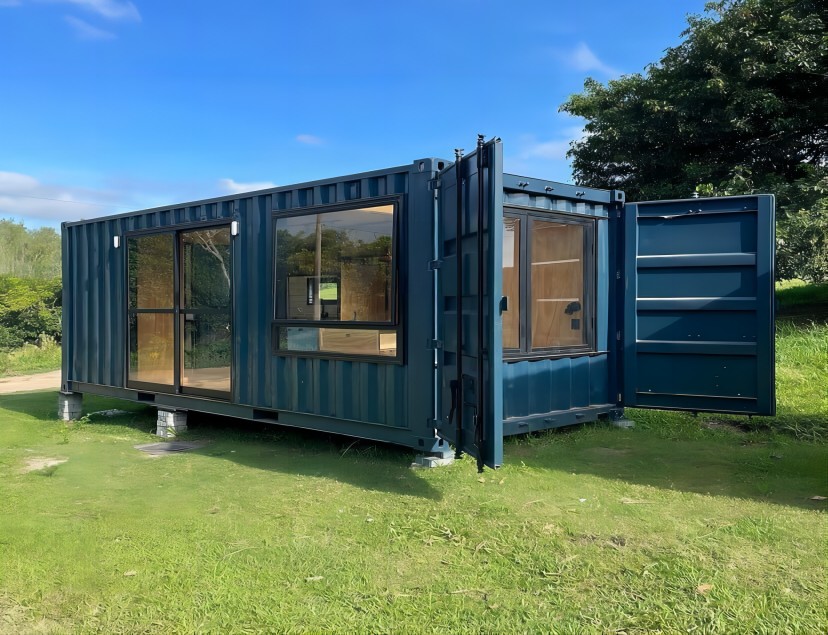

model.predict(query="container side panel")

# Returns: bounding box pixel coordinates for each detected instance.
[502,355,610,420]
[499,183,612,428]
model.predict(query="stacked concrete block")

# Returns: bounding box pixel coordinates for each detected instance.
[58,392,83,421]
[156,409,188,438]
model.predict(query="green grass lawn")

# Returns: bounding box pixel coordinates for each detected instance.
[0,297,826,633]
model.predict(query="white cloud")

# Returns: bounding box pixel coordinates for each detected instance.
[296,134,323,146]
[55,0,140,21]
[217,178,277,195]
[65,15,115,39]
[566,42,619,77]
[504,119,587,181]
[517,138,572,161]
[0,170,126,222]
[0,1,22,7]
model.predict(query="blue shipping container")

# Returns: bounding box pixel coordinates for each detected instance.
[60,137,775,469]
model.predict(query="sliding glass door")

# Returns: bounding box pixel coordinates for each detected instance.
[180,227,232,398]
[126,225,232,399]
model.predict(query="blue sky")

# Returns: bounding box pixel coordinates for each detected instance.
[0,0,707,228]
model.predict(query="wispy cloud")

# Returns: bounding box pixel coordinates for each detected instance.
[65,15,115,39]
[217,178,277,195]
[296,134,323,146]
[0,170,126,222]
[565,42,619,77]
[0,1,22,8]
[56,0,140,21]
[505,118,587,181]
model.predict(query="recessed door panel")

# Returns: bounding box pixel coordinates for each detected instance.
[623,195,775,415]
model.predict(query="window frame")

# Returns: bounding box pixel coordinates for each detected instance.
[503,207,597,360]
[271,196,403,363]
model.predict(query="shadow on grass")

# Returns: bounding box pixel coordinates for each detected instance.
[505,417,828,511]
[5,390,824,508]
[0,390,442,500]
[183,411,442,500]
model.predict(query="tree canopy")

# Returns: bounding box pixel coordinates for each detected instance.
[561,0,827,280]
[0,220,62,279]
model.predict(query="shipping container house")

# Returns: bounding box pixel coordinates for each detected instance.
[59,138,776,469]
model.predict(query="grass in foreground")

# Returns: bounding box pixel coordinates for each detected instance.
[0,403,826,630]
[0,293,825,633]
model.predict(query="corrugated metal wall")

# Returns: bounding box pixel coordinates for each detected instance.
[63,164,438,436]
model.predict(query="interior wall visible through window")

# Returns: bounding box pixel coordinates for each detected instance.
[501,210,594,357]
[273,202,398,358]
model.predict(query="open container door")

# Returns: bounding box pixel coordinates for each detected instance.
[435,138,504,470]
[623,194,775,415]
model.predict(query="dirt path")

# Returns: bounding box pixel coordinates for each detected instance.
[0,370,61,394]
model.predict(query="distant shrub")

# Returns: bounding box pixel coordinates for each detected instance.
[0,275,62,351]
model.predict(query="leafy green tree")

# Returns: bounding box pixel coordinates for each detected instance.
[0,220,61,278]
[561,0,827,281]
[0,275,62,350]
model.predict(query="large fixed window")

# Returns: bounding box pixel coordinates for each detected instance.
[273,200,399,359]
[501,209,595,357]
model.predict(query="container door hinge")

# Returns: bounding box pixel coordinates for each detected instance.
[616,330,622,341]
[616,269,621,280]
[428,259,442,271]
[427,418,440,430]
[617,393,622,403]
[428,178,442,191]
[428,339,443,350]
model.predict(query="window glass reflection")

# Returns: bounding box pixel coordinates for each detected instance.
[182,228,231,309]
[129,313,174,385]
[275,205,394,323]
[182,313,231,393]
[277,327,397,357]
[128,234,173,309]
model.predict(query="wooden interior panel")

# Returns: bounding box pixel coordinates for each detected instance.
[131,313,174,384]
[502,217,521,349]
[530,221,585,349]
[340,263,389,322]
[319,328,397,356]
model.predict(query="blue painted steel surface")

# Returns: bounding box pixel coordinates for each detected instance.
[434,140,504,468]
[499,173,615,432]
[62,161,443,451]
[502,355,611,420]
[623,195,776,415]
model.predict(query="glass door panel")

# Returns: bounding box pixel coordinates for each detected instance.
[180,227,232,398]
[127,233,175,389]
[129,313,175,385]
